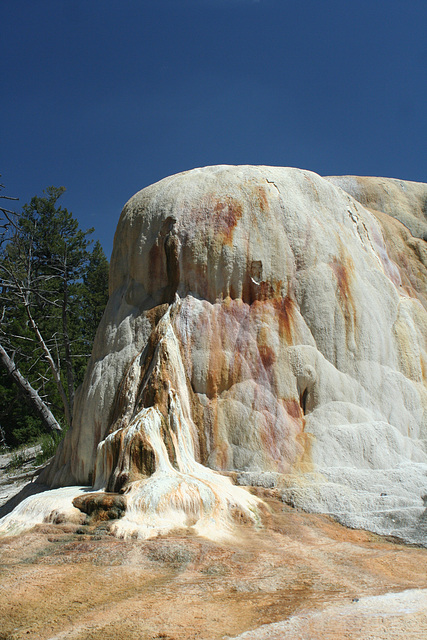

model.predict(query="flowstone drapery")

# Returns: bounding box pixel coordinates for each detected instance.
[1,166,427,543]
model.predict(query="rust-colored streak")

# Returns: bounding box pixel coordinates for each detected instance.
[215,442,231,471]
[204,396,231,471]
[131,434,156,479]
[294,431,315,473]
[203,299,253,399]
[273,296,296,344]
[242,276,284,306]
[397,251,423,300]
[228,349,244,390]
[259,412,280,464]
[107,303,168,438]
[144,303,169,328]
[259,412,294,474]
[258,344,276,369]
[255,185,269,212]
[186,383,206,463]
[330,252,357,339]
[213,197,243,245]
[369,207,427,308]
[330,257,352,304]
[284,398,304,421]
[205,335,224,399]
[258,280,278,301]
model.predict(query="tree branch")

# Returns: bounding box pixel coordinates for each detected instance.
[0,342,62,434]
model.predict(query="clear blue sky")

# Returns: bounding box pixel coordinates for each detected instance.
[2,0,426,258]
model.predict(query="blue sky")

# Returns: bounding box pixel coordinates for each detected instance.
[2,0,426,257]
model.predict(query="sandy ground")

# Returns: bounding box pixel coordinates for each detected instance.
[1,487,427,640]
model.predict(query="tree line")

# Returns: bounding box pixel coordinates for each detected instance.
[0,181,109,449]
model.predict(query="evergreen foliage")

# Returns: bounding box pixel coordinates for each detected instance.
[82,240,110,353]
[0,186,109,448]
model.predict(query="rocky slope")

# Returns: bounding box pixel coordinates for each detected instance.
[1,165,426,545]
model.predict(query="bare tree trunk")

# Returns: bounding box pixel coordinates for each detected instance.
[2,230,72,427]
[23,301,72,427]
[0,342,62,434]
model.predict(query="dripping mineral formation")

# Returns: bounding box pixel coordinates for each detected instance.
[1,166,427,543]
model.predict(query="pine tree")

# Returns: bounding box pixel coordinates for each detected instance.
[74,240,109,387]
[0,186,109,447]
[82,241,109,349]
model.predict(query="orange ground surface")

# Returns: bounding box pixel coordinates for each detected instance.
[1,490,426,640]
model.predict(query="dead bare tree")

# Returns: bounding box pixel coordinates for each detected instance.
[1,182,107,447]
[0,343,61,433]
[0,178,19,243]
[0,180,63,434]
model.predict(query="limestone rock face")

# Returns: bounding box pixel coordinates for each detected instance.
[325,175,427,240]
[30,166,427,542]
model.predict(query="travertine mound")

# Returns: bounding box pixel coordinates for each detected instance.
[3,166,427,542]
[326,175,427,240]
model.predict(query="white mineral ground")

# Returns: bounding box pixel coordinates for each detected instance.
[228,588,427,640]
[0,166,426,546]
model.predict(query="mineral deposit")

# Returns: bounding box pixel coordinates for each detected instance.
[1,166,426,543]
